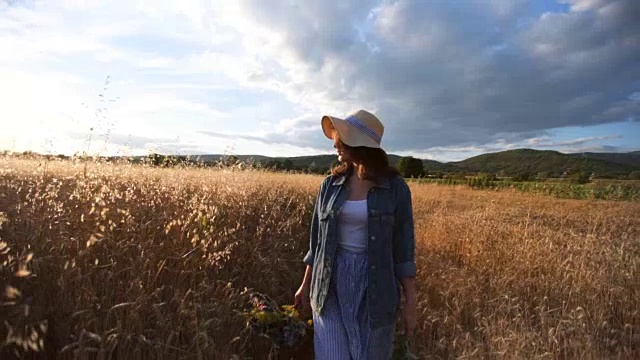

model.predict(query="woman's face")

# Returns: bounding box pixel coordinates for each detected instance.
[333,133,354,163]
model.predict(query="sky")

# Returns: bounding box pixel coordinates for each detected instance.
[0,0,638,162]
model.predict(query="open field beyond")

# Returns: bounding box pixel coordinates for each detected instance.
[1,158,638,359]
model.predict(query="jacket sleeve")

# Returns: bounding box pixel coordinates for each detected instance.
[303,177,328,266]
[393,178,417,278]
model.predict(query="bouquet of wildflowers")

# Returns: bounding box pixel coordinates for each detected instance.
[244,292,312,349]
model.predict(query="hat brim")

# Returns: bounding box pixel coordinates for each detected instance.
[321,115,381,148]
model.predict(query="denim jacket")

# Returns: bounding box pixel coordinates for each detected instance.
[303,167,417,329]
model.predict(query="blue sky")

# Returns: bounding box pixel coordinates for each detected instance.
[0,0,638,162]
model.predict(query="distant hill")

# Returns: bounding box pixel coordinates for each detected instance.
[263,149,640,177]
[271,155,337,169]
[421,159,453,173]
[144,149,640,178]
[570,151,640,168]
[25,148,638,179]
[170,153,452,172]
[180,154,272,163]
[449,149,639,177]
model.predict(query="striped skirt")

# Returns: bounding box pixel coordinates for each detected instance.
[312,247,394,360]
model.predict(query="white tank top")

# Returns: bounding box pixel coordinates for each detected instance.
[337,200,368,253]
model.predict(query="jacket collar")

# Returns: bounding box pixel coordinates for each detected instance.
[332,166,391,189]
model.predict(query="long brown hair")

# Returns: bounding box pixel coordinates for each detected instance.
[331,136,400,181]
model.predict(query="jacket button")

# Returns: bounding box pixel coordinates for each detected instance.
[370,236,376,241]
[370,265,376,270]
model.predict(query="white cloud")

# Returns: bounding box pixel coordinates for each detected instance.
[113,93,230,119]
[0,67,91,130]
[0,0,637,160]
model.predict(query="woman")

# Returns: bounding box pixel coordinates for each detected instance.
[294,109,417,359]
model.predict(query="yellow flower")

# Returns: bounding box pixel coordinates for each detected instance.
[281,305,300,319]
[254,311,280,324]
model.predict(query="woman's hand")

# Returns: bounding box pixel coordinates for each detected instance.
[294,283,310,311]
[294,265,313,312]
[399,276,417,337]
[401,298,417,337]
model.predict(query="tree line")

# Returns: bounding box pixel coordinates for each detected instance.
[4,151,640,181]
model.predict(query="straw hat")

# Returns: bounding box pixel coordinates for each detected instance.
[321,109,384,148]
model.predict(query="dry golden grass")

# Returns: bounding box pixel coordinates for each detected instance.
[1,157,638,359]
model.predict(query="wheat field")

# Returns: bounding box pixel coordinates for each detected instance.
[1,157,638,359]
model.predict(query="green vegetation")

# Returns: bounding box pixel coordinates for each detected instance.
[397,156,424,178]
[416,177,640,201]
[448,149,638,179]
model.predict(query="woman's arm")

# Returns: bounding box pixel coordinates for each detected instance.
[294,265,313,309]
[400,276,416,302]
[393,179,417,279]
[399,276,417,336]
[302,177,326,266]
[301,265,313,288]
[296,177,327,309]
[394,179,418,336]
